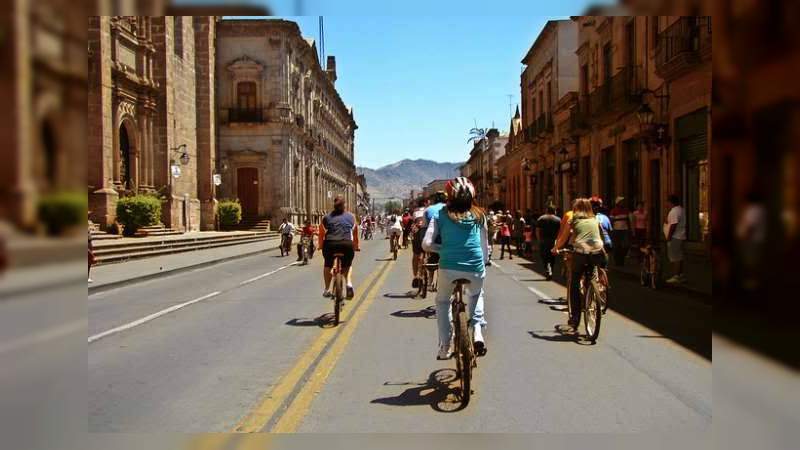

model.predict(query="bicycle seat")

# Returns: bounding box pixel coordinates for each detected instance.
[453,278,471,286]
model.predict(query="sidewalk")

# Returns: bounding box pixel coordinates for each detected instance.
[89,236,282,294]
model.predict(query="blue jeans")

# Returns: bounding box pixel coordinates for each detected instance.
[435,269,487,346]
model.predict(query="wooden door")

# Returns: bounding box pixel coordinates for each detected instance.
[237,167,259,217]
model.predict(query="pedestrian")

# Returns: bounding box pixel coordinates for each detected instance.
[513,210,526,257]
[536,206,561,279]
[632,201,649,250]
[523,225,534,258]
[499,217,512,260]
[609,196,631,266]
[88,223,96,283]
[487,210,497,261]
[664,194,687,284]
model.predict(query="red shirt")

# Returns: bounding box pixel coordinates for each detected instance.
[302,225,316,236]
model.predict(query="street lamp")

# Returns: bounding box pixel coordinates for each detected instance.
[636,103,656,130]
[171,144,190,165]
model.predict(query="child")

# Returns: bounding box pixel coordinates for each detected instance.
[523,225,534,258]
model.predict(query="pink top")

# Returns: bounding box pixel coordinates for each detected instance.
[633,210,648,229]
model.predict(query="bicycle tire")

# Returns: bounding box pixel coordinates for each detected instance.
[333,272,344,326]
[583,279,602,342]
[421,266,428,299]
[457,309,472,405]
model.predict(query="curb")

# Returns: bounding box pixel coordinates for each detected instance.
[610,266,712,302]
[88,240,282,295]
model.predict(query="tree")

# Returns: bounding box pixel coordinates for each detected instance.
[384,200,402,215]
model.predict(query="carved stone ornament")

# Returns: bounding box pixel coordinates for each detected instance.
[227,55,265,76]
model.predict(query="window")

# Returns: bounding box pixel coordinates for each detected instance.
[546,82,552,117]
[603,147,616,203]
[580,64,589,95]
[538,91,544,117]
[237,82,257,110]
[625,20,635,68]
[603,43,612,82]
[650,16,659,49]
[173,17,184,59]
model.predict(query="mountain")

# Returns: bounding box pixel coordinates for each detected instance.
[357,159,462,203]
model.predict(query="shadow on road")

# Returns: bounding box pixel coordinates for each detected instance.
[390,305,436,319]
[518,256,711,359]
[538,298,566,305]
[285,314,342,328]
[375,258,395,262]
[371,369,467,413]
[383,292,416,299]
[528,330,596,346]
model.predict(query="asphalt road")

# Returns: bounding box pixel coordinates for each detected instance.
[88,235,711,432]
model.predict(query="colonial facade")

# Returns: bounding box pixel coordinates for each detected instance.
[216,19,358,226]
[1,0,87,229]
[515,19,579,214]
[460,128,507,208]
[88,16,219,231]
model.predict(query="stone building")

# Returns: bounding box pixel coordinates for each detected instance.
[516,19,579,214]
[569,16,711,247]
[461,128,506,207]
[1,0,88,229]
[88,16,219,231]
[215,19,358,226]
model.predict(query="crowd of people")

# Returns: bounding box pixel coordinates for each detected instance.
[271,180,688,359]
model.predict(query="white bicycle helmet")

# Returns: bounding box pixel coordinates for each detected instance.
[445,176,476,201]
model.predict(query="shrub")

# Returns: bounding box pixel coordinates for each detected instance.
[218,199,242,229]
[115,194,161,236]
[38,191,87,235]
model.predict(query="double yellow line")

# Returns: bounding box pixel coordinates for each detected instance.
[232,258,394,433]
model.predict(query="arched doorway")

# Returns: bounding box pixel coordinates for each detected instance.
[119,124,132,189]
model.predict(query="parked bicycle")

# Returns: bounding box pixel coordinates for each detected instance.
[639,242,661,290]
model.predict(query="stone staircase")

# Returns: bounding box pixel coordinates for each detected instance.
[135,224,182,237]
[88,221,120,241]
[92,231,280,265]
[236,216,271,232]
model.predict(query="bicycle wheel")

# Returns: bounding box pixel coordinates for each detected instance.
[650,256,660,290]
[393,241,398,260]
[421,265,428,299]
[640,262,649,286]
[583,279,602,343]
[457,308,472,405]
[333,272,343,326]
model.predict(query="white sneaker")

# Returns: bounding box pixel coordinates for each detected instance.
[437,343,453,360]
[88,278,93,283]
[473,325,486,356]
[322,290,333,298]
[666,275,684,284]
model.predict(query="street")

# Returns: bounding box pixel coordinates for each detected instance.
[88,236,711,433]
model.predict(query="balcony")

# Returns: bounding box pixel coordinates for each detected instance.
[224,108,264,124]
[569,102,589,134]
[587,66,642,120]
[655,17,712,80]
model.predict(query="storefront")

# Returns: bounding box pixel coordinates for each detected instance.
[675,107,709,244]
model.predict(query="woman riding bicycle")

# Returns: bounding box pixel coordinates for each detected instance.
[318,196,360,300]
[422,177,489,360]
[552,198,606,334]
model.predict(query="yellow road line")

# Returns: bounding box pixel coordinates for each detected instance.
[232,259,391,433]
[270,259,393,432]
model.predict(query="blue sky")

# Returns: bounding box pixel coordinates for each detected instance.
[220,1,607,168]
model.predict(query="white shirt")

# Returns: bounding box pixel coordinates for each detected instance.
[664,206,686,240]
[389,216,403,230]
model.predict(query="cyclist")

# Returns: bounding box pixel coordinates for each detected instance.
[296,219,317,261]
[387,212,403,253]
[552,198,606,335]
[423,191,447,268]
[410,198,429,288]
[590,196,613,267]
[400,209,412,249]
[423,177,489,360]
[318,196,360,300]
[278,218,296,256]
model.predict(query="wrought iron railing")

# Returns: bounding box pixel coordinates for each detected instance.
[226,108,264,123]
[655,16,712,70]
[587,66,641,118]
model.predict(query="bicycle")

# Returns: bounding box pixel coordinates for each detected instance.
[280,234,293,257]
[299,236,312,265]
[390,233,399,260]
[556,249,603,343]
[329,253,346,326]
[639,242,661,290]
[450,278,476,405]
[414,254,438,299]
